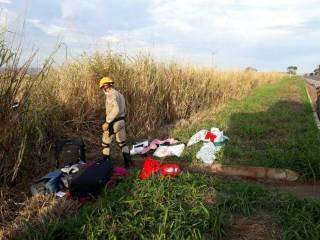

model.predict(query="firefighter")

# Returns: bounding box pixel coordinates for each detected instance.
[99,76,133,168]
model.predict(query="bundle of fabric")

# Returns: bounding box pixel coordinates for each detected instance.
[130,138,185,157]
[187,127,229,165]
[139,157,181,180]
[106,167,129,188]
[187,128,229,146]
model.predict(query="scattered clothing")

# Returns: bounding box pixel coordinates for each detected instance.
[130,140,149,155]
[61,163,84,174]
[106,167,129,188]
[130,138,180,155]
[196,142,222,165]
[187,129,208,146]
[188,127,229,165]
[139,157,181,180]
[113,167,129,178]
[205,131,216,142]
[210,127,229,145]
[160,164,181,177]
[153,144,185,158]
[139,157,162,180]
[55,191,67,198]
[187,128,229,147]
[30,169,63,195]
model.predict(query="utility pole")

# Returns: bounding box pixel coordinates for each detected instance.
[61,42,68,61]
[211,51,216,68]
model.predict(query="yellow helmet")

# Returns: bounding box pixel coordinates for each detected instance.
[99,77,114,88]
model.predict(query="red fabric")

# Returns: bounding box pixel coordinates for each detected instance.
[66,191,72,200]
[160,164,181,177]
[139,157,162,180]
[205,131,216,142]
[139,157,181,180]
[114,167,129,177]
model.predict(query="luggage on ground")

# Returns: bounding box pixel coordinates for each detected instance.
[69,160,113,197]
[55,138,86,168]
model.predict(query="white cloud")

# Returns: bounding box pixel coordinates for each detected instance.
[149,0,320,45]
[27,18,67,36]
[60,0,102,18]
[27,18,91,44]
[0,0,11,4]
[101,35,121,44]
[17,0,320,71]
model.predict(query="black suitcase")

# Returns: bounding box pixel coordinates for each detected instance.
[69,160,113,198]
[55,138,86,168]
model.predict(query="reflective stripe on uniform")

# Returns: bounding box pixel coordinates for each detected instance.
[117,141,126,148]
[102,142,110,148]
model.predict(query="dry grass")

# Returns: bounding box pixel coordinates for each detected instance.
[43,52,283,137]
[0,38,52,185]
[0,193,80,239]
[0,43,283,236]
[0,49,284,184]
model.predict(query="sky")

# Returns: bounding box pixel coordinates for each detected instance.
[1,0,320,73]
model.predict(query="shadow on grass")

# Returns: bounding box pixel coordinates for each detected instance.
[223,100,320,180]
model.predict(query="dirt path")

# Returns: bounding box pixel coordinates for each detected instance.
[123,157,320,200]
[192,170,320,200]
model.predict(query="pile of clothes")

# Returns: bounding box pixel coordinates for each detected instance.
[187,127,229,165]
[130,138,185,158]
[130,127,229,165]
[139,157,181,180]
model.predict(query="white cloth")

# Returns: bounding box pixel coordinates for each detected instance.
[55,191,67,198]
[153,144,185,158]
[187,127,229,147]
[61,163,81,174]
[130,140,149,155]
[130,139,180,155]
[187,130,208,146]
[196,142,222,165]
[210,128,229,143]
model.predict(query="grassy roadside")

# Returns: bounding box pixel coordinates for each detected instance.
[19,174,320,240]
[16,76,320,239]
[173,76,320,180]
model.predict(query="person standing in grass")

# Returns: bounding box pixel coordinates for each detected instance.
[99,76,133,168]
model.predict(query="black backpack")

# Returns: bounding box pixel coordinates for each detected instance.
[55,138,86,168]
[69,159,113,198]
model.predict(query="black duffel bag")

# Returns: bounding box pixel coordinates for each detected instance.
[55,138,86,168]
[69,160,113,198]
